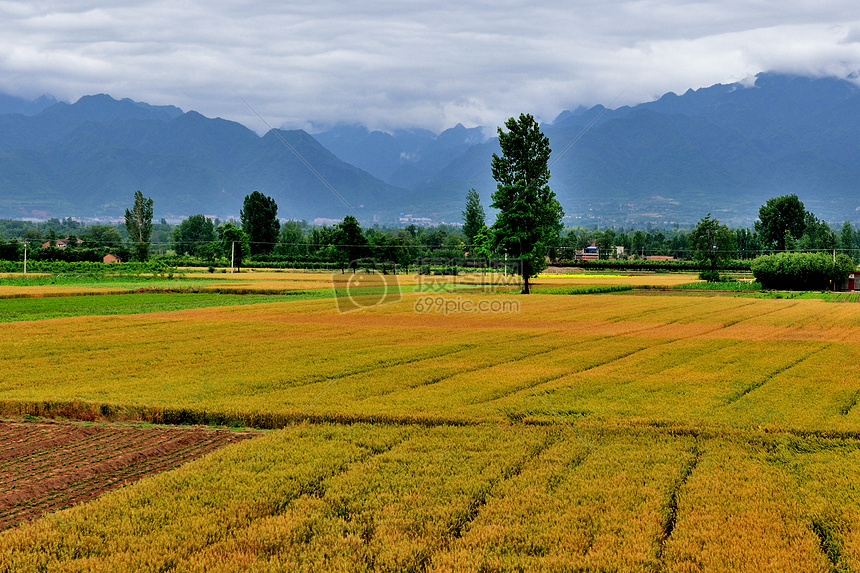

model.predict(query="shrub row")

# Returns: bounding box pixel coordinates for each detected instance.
[0,260,165,274]
[552,259,752,271]
[751,252,855,290]
[0,245,130,263]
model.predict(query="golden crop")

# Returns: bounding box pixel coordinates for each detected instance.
[2,282,860,569]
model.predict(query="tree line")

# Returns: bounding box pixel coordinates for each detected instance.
[1,195,859,269]
[0,115,858,292]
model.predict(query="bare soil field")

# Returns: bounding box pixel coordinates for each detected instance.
[0,419,256,530]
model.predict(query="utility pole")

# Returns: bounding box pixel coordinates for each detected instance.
[230,241,235,277]
[23,241,27,275]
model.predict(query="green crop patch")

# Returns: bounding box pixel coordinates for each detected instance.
[0,291,331,322]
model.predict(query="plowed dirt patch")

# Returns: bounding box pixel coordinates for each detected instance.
[0,420,255,530]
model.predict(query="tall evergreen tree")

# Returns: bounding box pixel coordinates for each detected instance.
[489,114,564,294]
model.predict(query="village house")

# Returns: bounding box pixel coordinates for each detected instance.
[40,237,83,249]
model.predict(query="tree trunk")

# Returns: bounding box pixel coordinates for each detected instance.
[522,274,530,294]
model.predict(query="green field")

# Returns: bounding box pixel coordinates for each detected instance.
[1,272,860,571]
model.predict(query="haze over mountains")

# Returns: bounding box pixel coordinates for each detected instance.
[1,73,859,227]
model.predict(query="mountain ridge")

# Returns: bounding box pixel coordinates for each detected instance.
[2,73,860,226]
[0,95,402,221]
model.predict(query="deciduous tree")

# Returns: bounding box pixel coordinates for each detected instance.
[755,194,806,251]
[462,188,486,246]
[240,191,280,256]
[690,213,735,281]
[125,190,154,261]
[172,215,216,257]
[84,225,123,248]
[489,113,563,294]
[334,215,367,268]
[276,220,308,258]
[218,222,250,271]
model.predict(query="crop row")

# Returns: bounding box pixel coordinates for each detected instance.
[0,424,83,456]
[1,294,859,434]
[0,429,178,489]
[0,432,238,530]
[0,422,251,530]
[0,425,123,468]
[2,423,856,571]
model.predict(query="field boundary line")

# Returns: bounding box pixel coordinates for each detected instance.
[656,441,702,564]
[723,342,833,406]
[0,400,478,430]
[479,333,747,412]
[502,364,602,458]
[430,427,565,567]
[839,389,860,416]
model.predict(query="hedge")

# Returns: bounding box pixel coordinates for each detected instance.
[751,252,855,290]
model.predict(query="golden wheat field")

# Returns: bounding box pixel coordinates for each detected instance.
[1,270,860,571]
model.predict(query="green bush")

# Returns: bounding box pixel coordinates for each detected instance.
[698,269,721,282]
[751,252,855,290]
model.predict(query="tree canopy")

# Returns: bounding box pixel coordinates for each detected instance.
[752,252,855,290]
[218,222,250,270]
[462,188,486,246]
[240,191,280,256]
[489,113,563,294]
[124,190,153,261]
[755,194,806,251]
[83,225,123,248]
[172,215,216,257]
[334,215,368,267]
[690,213,735,280]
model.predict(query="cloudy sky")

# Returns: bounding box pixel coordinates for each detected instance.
[2,1,859,133]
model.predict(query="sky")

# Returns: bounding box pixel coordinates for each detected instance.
[2,1,860,134]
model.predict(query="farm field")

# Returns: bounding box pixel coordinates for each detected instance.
[1,270,860,571]
[0,420,254,531]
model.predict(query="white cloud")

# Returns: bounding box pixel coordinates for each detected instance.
[1,0,859,132]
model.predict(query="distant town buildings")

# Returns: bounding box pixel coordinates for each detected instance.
[398,214,433,226]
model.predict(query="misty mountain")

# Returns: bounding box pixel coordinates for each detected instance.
[312,123,488,191]
[543,73,860,226]
[0,95,402,221]
[0,93,59,117]
[1,73,860,227]
[321,73,860,226]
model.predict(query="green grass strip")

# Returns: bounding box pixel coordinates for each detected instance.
[740,291,860,302]
[0,291,336,322]
[672,281,762,291]
[530,285,633,295]
[0,275,221,290]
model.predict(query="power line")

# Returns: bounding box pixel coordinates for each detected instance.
[233,91,359,218]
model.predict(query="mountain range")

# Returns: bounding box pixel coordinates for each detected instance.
[1,72,859,227]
